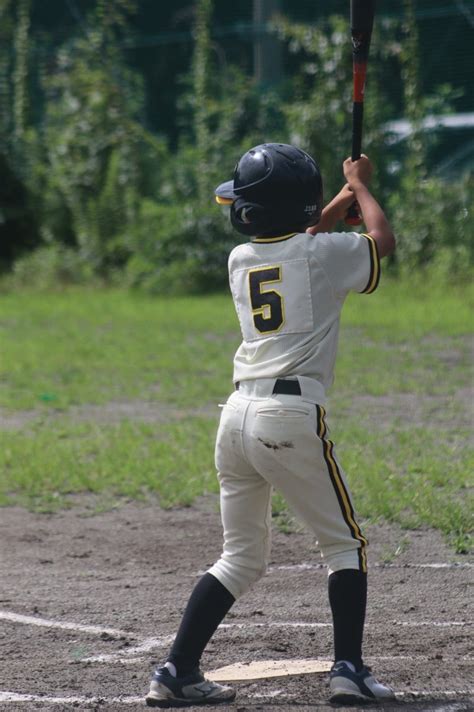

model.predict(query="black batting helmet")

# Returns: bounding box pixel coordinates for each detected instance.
[215,143,323,237]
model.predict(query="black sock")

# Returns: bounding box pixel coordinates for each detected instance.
[328,568,367,671]
[167,573,235,675]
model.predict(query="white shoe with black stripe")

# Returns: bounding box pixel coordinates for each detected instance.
[329,661,395,704]
[146,666,236,708]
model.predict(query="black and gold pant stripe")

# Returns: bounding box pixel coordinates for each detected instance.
[316,406,368,572]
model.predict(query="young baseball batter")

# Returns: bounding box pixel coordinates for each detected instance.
[146,143,396,707]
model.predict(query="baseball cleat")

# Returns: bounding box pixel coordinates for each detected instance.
[145,666,236,708]
[329,661,395,705]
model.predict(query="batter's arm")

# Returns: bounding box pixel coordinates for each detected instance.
[343,156,395,258]
[306,184,356,235]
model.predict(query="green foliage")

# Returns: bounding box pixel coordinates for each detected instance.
[12,0,31,160]
[272,14,399,198]
[0,152,40,267]
[400,0,426,177]
[193,0,214,205]
[125,196,236,294]
[388,173,473,278]
[383,0,473,276]
[4,0,165,281]
[37,30,147,271]
[0,0,14,153]
[269,10,473,281]
[1,0,472,291]
[125,2,267,294]
[7,245,93,289]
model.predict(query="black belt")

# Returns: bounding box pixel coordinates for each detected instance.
[236,379,301,395]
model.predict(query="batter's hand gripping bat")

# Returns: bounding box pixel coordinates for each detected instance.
[345,0,376,225]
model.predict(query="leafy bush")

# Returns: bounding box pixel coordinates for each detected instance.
[125,197,236,294]
[36,31,154,271]
[5,245,94,290]
[0,152,40,269]
[389,173,473,279]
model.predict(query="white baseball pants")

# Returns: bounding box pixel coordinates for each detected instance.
[208,378,368,600]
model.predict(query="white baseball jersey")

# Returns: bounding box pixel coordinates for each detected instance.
[228,230,380,393]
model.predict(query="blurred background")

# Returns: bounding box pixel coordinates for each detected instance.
[1,0,473,293]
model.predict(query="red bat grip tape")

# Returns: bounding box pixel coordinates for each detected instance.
[353,61,368,103]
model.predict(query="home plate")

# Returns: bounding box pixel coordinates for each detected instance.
[208,659,332,681]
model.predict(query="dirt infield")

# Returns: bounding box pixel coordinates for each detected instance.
[0,496,472,711]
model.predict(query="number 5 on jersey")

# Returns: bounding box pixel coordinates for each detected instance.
[249,266,284,333]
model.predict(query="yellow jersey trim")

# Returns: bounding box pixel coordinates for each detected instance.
[360,233,380,294]
[253,233,298,243]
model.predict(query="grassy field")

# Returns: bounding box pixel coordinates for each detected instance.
[0,278,472,552]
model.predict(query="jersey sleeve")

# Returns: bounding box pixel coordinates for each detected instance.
[312,231,380,295]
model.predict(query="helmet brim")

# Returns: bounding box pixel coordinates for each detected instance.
[214,180,237,205]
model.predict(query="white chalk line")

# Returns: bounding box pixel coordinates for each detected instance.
[270,562,474,572]
[0,611,131,638]
[83,650,474,667]
[221,621,471,631]
[251,689,285,699]
[373,655,474,662]
[0,689,473,705]
[81,635,175,663]
[2,610,470,665]
[83,624,331,664]
[221,621,331,629]
[395,620,470,627]
[80,620,472,664]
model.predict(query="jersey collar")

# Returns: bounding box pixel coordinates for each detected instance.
[252,232,298,243]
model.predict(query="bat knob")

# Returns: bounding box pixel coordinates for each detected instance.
[344,201,362,226]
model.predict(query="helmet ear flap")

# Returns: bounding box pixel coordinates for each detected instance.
[231,198,270,236]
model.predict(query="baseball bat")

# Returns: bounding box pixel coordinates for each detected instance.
[345,0,376,225]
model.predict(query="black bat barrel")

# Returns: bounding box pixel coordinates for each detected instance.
[351,0,376,33]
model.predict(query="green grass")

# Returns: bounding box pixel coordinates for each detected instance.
[335,425,473,554]
[336,277,473,396]
[0,278,472,551]
[0,289,239,409]
[342,275,473,338]
[0,418,218,511]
